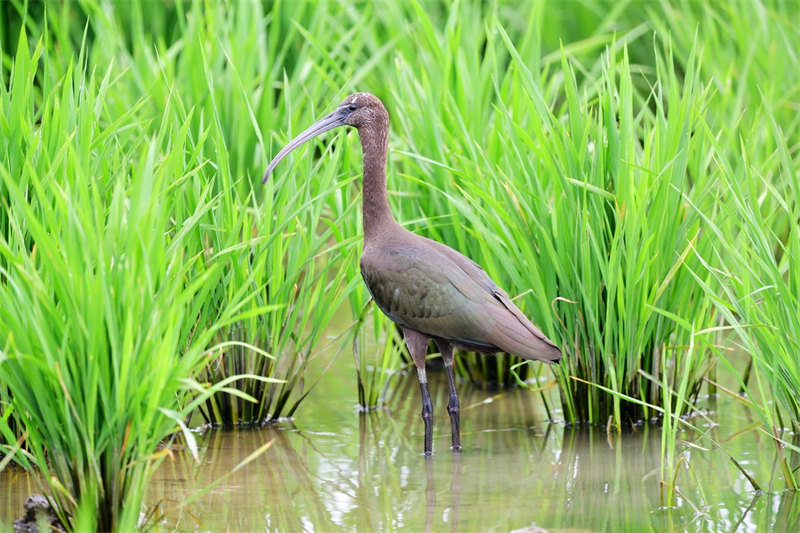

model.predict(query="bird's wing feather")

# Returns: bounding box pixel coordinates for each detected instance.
[425,237,560,360]
[360,236,560,362]
[360,246,494,342]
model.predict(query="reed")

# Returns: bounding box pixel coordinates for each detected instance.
[689,106,800,488]
[3,6,800,525]
[0,28,260,531]
[380,11,719,424]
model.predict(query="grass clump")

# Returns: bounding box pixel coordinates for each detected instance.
[0,3,381,525]
[195,167,358,424]
[0,23,266,532]
[381,9,719,424]
[536,42,719,425]
[690,108,800,488]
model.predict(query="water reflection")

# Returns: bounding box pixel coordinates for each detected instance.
[2,369,799,532]
[149,371,797,531]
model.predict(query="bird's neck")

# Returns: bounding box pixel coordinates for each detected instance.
[359,120,396,242]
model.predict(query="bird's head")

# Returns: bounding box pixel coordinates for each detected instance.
[262,92,387,183]
[339,92,387,129]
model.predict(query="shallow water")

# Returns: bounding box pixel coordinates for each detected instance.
[2,359,799,532]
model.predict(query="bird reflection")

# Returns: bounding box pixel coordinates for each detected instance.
[422,449,464,533]
[425,457,436,533]
[449,453,462,533]
[356,369,555,533]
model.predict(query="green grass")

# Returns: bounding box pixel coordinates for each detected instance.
[0,3,360,528]
[688,106,800,489]
[0,26,260,530]
[373,9,720,424]
[2,0,800,528]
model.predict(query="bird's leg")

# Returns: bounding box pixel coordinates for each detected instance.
[403,327,434,455]
[435,339,461,451]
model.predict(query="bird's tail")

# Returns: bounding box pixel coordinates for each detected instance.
[490,290,562,363]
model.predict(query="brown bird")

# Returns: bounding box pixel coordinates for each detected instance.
[263,93,561,455]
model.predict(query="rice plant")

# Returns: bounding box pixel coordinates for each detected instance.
[193,176,359,424]
[150,0,400,421]
[689,106,800,489]
[17,0,380,426]
[0,19,278,530]
[2,7,799,529]
[0,44,239,533]
[377,10,719,424]
[527,41,720,425]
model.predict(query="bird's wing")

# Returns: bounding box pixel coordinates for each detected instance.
[360,238,561,362]
[424,238,558,347]
[360,244,495,344]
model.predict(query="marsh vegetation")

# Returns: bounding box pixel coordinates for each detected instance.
[1,0,799,530]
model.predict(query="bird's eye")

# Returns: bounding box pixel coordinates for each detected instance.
[348,104,357,111]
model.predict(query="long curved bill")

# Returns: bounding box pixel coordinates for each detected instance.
[262,106,350,184]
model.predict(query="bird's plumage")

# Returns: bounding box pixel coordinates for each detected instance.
[359,227,560,361]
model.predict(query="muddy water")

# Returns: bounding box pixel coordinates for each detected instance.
[2,360,799,531]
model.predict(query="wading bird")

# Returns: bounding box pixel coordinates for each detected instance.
[263,93,561,455]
